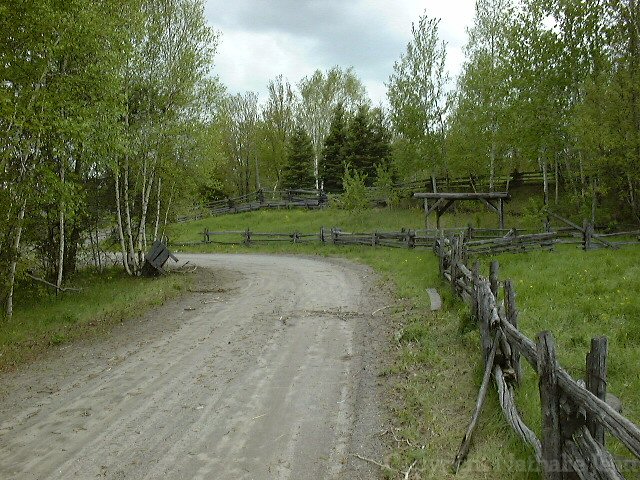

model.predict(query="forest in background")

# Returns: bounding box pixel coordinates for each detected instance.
[1,0,639,317]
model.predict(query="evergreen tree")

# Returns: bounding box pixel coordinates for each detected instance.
[281,127,316,190]
[320,103,348,192]
[344,105,392,185]
[344,105,373,181]
[369,107,392,169]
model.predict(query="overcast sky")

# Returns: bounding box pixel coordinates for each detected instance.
[204,0,477,105]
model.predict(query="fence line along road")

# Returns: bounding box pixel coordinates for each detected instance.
[439,235,638,478]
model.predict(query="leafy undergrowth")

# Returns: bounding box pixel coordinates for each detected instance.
[0,267,190,370]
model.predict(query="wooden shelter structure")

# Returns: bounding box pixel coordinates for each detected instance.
[413,192,510,229]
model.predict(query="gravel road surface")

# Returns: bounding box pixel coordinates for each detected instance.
[0,254,392,479]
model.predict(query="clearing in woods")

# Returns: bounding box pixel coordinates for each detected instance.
[0,254,393,479]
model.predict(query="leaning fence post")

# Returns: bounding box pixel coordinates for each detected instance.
[244,228,251,246]
[582,219,593,251]
[537,331,564,480]
[586,336,608,446]
[489,261,500,300]
[504,280,522,385]
[450,237,459,295]
[471,261,480,322]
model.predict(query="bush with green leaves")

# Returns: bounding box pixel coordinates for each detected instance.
[337,167,370,211]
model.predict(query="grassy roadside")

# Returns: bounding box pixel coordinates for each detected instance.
[0,268,191,371]
[484,246,640,472]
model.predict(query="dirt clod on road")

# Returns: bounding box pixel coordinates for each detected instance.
[0,254,394,479]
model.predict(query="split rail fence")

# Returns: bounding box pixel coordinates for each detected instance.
[439,235,640,478]
[173,220,640,255]
[176,189,328,222]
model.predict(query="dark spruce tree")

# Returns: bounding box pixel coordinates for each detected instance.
[342,105,375,184]
[281,126,316,190]
[369,107,392,169]
[320,103,348,192]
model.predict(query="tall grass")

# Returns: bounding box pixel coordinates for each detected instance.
[0,268,189,370]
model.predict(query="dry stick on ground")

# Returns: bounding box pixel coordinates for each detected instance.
[350,453,395,472]
[371,305,391,316]
[452,329,501,473]
[25,273,82,292]
[404,459,417,479]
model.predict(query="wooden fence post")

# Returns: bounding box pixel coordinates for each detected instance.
[537,331,564,479]
[583,219,593,251]
[244,228,251,246]
[407,230,416,249]
[586,336,608,446]
[472,261,480,323]
[203,228,210,243]
[320,226,325,243]
[450,237,459,295]
[504,280,522,385]
[490,261,500,300]
[478,284,492,362]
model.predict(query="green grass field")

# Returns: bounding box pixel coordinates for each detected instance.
[166,204,543,246]
[167,207,640,479]
[0,268,190,370]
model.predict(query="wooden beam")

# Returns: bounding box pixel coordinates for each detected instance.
[425,197,446,216]
[479,197,499,213]
[414,192,510,200]
[437,199,456,216]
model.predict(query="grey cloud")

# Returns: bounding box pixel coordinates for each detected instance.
[205,0,409,80]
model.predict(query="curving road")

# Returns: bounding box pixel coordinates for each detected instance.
[0,254,390,479]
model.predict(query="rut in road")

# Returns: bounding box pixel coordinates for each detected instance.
[0,254,392,479]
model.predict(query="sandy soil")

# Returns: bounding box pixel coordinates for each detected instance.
[0,253,394,479]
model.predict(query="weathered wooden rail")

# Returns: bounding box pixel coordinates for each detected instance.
[172,222,640,256]
[176,189,328,222]
[439,235,640,478]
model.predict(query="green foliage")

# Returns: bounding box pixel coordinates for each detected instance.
[320,103,348,192]
[372,163,399,207]
[281,127,316,190]
[338,167,370,211]
[387,12,449,178]
[297,66,369,186]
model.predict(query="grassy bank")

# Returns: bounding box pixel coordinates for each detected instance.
[0,268,190,370]
[166,205,544,246]
[483,246,640,469]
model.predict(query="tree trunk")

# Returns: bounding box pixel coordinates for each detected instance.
[554,156,559,204]
[56,166,65,291]
[542,157,549,208]
[161,182,175,239]
[123,161,137,273]
[114,170,132,276]
[136,162,156,264]
[153,176,162,242]
[489,138,496,192]
[5,197,27,319]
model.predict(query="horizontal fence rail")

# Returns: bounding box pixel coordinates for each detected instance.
[171,220,640,254]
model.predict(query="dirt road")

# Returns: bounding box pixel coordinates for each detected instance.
[0,254,392,479]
